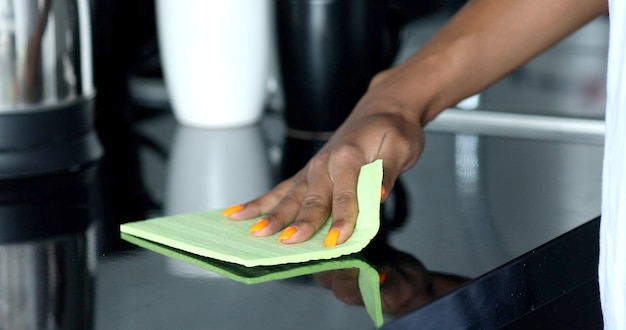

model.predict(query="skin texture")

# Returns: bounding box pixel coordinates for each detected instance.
[228,0,609,245]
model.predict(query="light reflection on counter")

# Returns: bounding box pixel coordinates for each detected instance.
[0,165,99,330]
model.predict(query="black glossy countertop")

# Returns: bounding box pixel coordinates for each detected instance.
[131,112,606,329]
[0,108,603,329]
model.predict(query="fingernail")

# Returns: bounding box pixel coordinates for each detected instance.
[278,226,297,242]
[379,272,387,285]
[380,185,386,200]
[249,218,268,233]
[221,204,243,217]
[324,228,340,247]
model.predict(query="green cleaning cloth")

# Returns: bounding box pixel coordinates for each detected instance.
[121,233,384,328]
[120,159,383,267]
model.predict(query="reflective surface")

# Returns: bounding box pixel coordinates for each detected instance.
[385,218,601,329]
[0,165,98,329]
[0,0,94,110]
[0,0,100,179]
[0,232,95,329]
[0,109,603,329]
[93,110,601,329]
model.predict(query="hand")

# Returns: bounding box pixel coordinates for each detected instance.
[223,0,610,246]
[224,68,425,246]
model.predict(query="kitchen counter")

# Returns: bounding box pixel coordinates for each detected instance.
[1,109,603,329]
[124,111,604,329]
[0,107,602,329]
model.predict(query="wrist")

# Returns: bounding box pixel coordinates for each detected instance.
[365,54,456,127]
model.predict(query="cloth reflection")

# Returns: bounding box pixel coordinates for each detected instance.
[122,178,470,326]
[121,232,385,327]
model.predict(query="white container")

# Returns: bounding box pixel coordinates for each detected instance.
[164,124,273,215]
[156,0,271,127]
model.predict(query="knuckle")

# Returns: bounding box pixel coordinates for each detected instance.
[333,190,357,206]
[281,191,301,205]
[331,143,361,160]
[308,154,328,170]
[369,71,388,89]
[301,194,329,210]
[254,192,282,209]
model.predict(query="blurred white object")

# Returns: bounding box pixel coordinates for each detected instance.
[456,94,480,110]
[600,1,626,329]
[164,124,272,215]
[156,0,271,127]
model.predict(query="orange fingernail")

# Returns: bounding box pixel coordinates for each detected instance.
[278,226,297,241]
[221,204,243,217]
[324,228,340,247]
[379,272,387,285]
[249,218,268,233]
[380,185,386,200]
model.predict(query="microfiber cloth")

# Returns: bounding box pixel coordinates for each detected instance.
[121,233,384,328]
[120,159,383,267]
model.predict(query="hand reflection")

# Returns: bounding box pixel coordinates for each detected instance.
[314,245,469,318]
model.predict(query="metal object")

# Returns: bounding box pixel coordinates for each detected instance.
[0,0,101,179]
[0,0,94,110]
[427,108,605,144]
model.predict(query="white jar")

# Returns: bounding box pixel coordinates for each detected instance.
[156,0,271,127]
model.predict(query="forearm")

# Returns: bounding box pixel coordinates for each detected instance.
[370,0,608,126]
